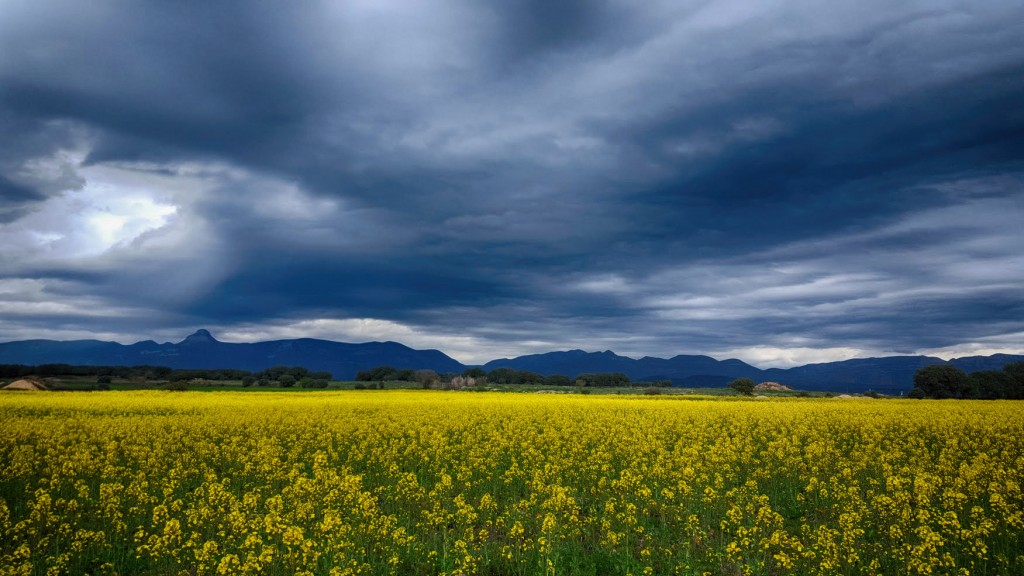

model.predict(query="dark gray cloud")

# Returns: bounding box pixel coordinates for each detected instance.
[1,1,1022,365]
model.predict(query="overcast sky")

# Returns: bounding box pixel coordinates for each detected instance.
[1,1,1022,366]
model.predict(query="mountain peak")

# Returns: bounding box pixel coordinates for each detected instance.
[179,329,218,345]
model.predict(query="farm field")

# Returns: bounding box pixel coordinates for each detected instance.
[0,392,1022,576]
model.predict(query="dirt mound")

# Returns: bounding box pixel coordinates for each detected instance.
[754,381,791,391]
[2,378,49,391]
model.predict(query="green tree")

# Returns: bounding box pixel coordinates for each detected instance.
[278,374,296,388]
[1003,362,1024,399]
[545,374,571,386]
[463,367,487,379]
[729,377,755,396]
[575,373,630,387]
[356,366,398,382]
[487,368,517,384]
[967,371,1014,399]
[914,365,968,399]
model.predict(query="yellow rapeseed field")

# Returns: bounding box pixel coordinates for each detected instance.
[0,391,1022,575]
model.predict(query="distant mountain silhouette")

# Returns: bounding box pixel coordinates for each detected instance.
[483,350,1024,393]
[0,330,1021,392]
[0,330,464,379]
[483,350,763,387]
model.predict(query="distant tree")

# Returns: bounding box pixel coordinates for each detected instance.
[1004,362,1024,399]
[301,378,329,389]
[258,366,290,380]
[518,370,545,385]
[1004,362,1024,382]
[241,376,256,387]
[463,367,487,379]
[278,374,296,388]
[914,365,969,399]
[545,374,572,386]
[356,366,398,382]
[151,366,174,379]
[487,368,517,385]
[967,371,1013,399]
[96,374,112,385]
[908,386,927,399]
[575,373,630,387]
[729,377,755,396]
[415,370,439,389]
[287,367,311,380]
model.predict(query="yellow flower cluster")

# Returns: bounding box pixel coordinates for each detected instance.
[0,391,1022,575]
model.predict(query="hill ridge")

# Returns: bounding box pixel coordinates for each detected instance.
[1,330,1021,393]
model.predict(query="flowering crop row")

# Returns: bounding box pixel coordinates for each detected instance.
[0,391,1021,575]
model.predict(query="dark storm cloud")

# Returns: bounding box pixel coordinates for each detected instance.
[1,1,1023,364]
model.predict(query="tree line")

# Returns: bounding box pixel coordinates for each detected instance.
[911,362,1024,399]
[0,363,333,389]
[355,365,672,388]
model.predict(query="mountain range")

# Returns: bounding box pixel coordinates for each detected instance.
[1,329,1021,394]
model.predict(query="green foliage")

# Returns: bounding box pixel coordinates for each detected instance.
[277,374,296,388]
[487,368,545,385]
[729,377,756,396]
[463,367,487,379]
[966,368,1024,400]
[300,378,329,389]
[241,376,256,388]
[914,365,969,399]
[908,387,927,399]
[575,373,631,387]
[356,365,399,382]
[545,374,572,386]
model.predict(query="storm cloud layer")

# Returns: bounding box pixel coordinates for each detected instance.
[1,0,1022,366]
